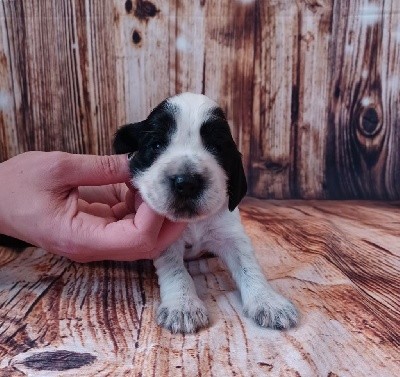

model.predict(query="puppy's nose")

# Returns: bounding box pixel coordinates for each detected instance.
[171,174,204,198]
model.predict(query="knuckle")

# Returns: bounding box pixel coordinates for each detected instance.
[69,255,86,263]
[50,238,87,262]
[20,151,40,159]
[149,248,162,260]
[66,247,87,263]
[47,152,72,178]
[98,156,121,178]
[139,233,157,253]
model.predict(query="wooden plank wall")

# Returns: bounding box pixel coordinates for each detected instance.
[0,0,399,199]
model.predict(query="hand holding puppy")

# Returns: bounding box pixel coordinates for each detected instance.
[0,151,186,262]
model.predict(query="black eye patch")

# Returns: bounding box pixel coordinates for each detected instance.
[200,107,247,211]
[141,130,169,150]
[200,110,235,163]
[129,102,178,174]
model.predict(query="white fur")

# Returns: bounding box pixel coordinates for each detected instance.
[134,93,298,333]
[133,94,227,222]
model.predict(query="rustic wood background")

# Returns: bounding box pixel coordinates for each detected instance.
[0,199,400,377]
[0,0,399,199]
[0,199,399,376]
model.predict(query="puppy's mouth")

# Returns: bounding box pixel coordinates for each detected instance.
[166,199,204,222]
[135,169,223,222]
[161,173,208,221]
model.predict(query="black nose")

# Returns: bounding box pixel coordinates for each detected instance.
[171,174,205,198]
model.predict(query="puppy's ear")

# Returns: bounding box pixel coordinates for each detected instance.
[227,149,247,211]
[201,109,248,211]
[113,121,146,154]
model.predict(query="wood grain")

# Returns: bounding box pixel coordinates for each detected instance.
[0,0,399,199]
[116,0,172,124]
[252,1,300,198]
[327,0,400,199]
[0,199,399,376]
[0,2,18,162]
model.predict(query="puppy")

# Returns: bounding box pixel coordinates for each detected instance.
[114,93,298,333]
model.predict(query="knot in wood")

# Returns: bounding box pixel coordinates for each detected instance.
[22,351,96,371]
[132,30,142,45]
[135,0,159,21]
[125,0,133,13]
[264,161,287,173]
[359,107,381,137]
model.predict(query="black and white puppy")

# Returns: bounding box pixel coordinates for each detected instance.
[114,93,298,333]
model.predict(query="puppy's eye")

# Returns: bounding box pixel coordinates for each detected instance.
[208,142,223,154]
[150,141,163,151]
[213,143,223,152]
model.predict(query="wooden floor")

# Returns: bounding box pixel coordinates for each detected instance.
[0,199,399,376]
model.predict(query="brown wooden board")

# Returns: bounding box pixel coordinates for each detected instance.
[0,199,399,376]
[0,0,399,199]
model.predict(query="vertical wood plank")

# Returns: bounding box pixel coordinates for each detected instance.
[327,0,400,199]
[115,0,172,124]
[251,1,299,198]
[0,0,121,156]
[159,0,256,178]
[75,0,119,154]
[202,0,255,180]
[172,0,205,95]
[0,3,19,161]
[251,0,334,199]
[1,0,34,155]
[295,0,333,198]
[2,1,86,153]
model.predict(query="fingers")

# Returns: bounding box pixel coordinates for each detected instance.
[151,220,187,257]
[66,203,166,261]
[78,186,135,219]
[62,154,131,187]
[64,189,187,262]
[132,201,164,240]
[111,202,132,219]
[64,213,142,261]
[78,184,128,206]
[124,189,137,213]
[78,199,115,219]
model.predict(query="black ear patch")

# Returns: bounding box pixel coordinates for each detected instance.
[113,100,178,175]
[227,149,247,211]
[200,109,247,211]
[113,121,147,154]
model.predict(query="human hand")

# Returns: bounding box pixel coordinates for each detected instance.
[0,151,187,262]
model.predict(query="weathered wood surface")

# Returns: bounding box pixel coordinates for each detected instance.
[0,199,399,376]
[327,0,400,200]
[0,0,399,199]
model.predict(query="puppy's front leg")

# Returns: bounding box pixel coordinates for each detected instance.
[154,242,209,334]
[214,234,298,329]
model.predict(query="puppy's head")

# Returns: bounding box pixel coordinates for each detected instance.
[114,93,247,221]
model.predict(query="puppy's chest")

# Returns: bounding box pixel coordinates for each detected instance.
[181,222,214,259]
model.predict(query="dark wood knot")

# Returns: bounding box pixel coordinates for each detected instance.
[264,161,287,173]
[132,30,142,45]
[21,350,96,371]
[359,107,381,137]
[135,0,159,21]
[125,0,133,13]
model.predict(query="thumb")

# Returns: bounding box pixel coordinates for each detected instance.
[62,154,131,187]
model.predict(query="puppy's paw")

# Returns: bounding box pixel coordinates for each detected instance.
[156,298,209,334]
[244,293,298,330]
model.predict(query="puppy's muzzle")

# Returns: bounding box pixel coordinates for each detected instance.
[170,173,205,199]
